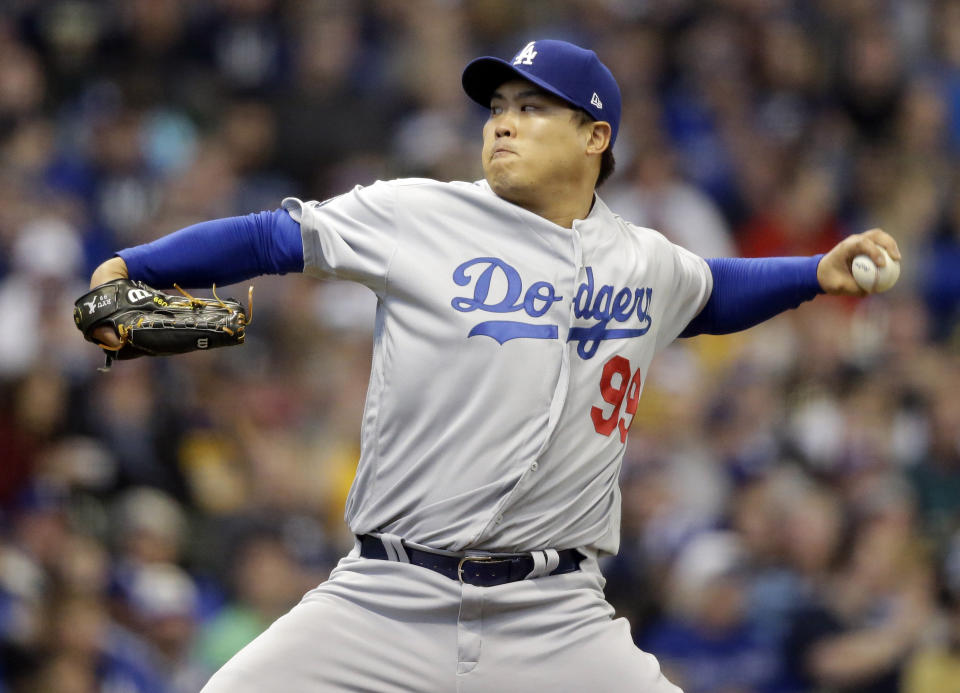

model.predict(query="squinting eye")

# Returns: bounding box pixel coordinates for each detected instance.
[490,105,503,115]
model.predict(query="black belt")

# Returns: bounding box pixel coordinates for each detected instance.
[358,534,583,587]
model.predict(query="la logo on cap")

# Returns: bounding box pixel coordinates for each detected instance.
[513,41,538,66]
[591,92,603,109]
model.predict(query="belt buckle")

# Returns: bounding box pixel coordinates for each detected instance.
[457,555,508,584]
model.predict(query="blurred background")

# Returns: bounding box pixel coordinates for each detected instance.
[1,0,959,691]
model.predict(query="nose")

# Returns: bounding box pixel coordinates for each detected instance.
[494,111,515,138]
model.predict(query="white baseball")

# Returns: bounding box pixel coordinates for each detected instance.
[851,247,900,293]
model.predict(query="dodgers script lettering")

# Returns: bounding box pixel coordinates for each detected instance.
[450,257,654,358]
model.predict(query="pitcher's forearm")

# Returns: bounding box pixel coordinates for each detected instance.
[116,209,304,289]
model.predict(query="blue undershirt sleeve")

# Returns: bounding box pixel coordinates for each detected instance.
[117,209,304,289]
[679,255,825,337]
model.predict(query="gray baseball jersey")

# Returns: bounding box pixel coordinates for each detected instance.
[282,177,711,557]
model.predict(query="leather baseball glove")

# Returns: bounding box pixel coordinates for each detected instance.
[74,278,252,370]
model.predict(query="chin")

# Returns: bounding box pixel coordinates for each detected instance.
[485,167,529,204]
[487,178,524,204]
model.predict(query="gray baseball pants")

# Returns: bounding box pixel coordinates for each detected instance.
[201,546,682,692]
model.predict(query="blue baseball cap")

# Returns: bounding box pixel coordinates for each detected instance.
[462,39,622,146]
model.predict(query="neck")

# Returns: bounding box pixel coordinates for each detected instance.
[536,196,595,228]
[503,187,596,228]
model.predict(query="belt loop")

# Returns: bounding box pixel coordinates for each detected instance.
[380,533,409,563]
[525,551,548,579]
[543,549,560,575]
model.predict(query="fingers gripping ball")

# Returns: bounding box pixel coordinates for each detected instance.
[74,278,252,371]
[851,248,900,293]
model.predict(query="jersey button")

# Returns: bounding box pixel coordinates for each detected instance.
[530,462,539,471]
[495,514,503,524]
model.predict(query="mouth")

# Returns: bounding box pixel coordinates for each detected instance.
[491,147,516,159]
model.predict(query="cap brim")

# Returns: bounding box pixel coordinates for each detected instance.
[461,57,579,111]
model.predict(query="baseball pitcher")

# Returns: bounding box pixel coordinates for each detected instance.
[78,40,900,692]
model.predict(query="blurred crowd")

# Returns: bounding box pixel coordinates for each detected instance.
[1,0,960,691]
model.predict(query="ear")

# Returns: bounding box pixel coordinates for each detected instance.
[585,121,612,156]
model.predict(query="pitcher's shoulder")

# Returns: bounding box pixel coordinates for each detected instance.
[390,178,499,206]
[607,210,672,247]
[392,178,491,194]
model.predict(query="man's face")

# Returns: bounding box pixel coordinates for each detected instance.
[482,79,591,205]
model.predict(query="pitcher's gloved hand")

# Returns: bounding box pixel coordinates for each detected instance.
[74,278,251,371]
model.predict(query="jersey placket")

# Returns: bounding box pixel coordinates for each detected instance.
[471,226,586,544]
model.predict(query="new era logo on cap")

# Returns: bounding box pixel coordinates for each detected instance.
[462,39,622,146]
